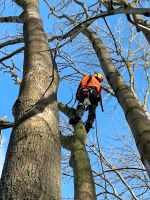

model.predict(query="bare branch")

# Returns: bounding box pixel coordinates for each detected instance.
[0,46,24,62]
[102,84,115,96]
[0,16,22,23]
[57,8,150,47]
[0,119,13,130]
[0,38,24,49]
[58,102,74,118]
[143,65,150,110]
[1,61,21,84]
[88,145,138,200]
[73,0,90,19]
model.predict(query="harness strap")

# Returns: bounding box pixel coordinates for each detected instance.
[78,86,97,93]
[86,75,92,85]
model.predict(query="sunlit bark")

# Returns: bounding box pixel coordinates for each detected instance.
[0,0,61,199]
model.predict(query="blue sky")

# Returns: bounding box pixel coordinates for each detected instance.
[0,75,19,175]
[0,0,150,199]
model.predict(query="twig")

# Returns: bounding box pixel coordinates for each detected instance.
[0,46,24,62]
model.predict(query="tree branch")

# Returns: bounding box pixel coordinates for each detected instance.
[56,8,150,48]
[0,46,24,62]
[88,145,138,200]
[0,119,13,130]
[102,85,115,96]
[73,0,90,19]
[0,38,24,49]
[1,61,22,84]
[0,16,23,23]
[143,65,150,110]
[58,102,74,118]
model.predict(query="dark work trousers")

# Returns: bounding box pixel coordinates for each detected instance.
[74,88,99,132]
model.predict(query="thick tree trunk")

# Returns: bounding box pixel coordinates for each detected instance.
[83,27,150,177]
[59,103,96,200]
[0,1,61,200]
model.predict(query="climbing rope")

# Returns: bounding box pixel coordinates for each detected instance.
[14,42,60,128]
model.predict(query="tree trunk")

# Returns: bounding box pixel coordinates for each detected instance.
[132,13,150,44]
[82,27,150,177]
[0,1,61,199]
[59,103,96,200]
[71,122,96,200]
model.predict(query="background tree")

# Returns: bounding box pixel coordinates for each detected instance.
[47,0,150,198]
[45,0,150,174]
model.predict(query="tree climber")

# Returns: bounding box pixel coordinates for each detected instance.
[69,73,104,133]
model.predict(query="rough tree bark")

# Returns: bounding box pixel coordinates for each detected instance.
[59,103,96,200]
[0,0,61,199]
[82,27,150,177]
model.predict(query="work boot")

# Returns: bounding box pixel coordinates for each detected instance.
[76,104,85,119]
[69,104,85,125]
[85,123,92,133]
[69,117,78,125]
